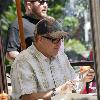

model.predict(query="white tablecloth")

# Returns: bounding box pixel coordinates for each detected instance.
[51,93,97,100]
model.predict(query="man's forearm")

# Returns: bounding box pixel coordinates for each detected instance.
[21,90,53,100]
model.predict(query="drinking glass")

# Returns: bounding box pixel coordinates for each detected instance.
[74,66,90,93]
[73,73,83,93]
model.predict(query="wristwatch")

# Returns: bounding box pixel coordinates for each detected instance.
[51,88,58,97]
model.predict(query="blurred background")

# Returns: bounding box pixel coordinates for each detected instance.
[0,0,94,72]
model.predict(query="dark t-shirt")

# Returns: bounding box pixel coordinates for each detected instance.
[6,15,39,52]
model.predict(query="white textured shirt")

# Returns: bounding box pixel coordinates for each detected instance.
[11,44,77,100]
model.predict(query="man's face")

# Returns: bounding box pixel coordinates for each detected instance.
[29,0,48,19]
[38,35,63,58]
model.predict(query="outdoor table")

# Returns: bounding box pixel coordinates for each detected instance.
[51,93,97,100]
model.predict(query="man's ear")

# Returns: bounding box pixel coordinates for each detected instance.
[26,1,32,10]
[35,35,42,43]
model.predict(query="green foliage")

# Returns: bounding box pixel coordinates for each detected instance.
[64,39,87,54]
[48,4,63,18]
[75,0,89,10]
[63,16,79,34]
[63,17,79,27]
[1,2,16,31]
[48,0,68,18]
[1,0,89,58]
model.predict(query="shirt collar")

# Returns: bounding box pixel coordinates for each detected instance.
[23,14,40,24]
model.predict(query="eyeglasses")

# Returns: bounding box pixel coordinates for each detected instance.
[42,36,63,44]
[30,0,48,5]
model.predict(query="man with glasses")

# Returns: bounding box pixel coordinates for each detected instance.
[10,19,95,100]
[6,0,49,62]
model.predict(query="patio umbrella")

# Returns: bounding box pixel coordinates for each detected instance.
[15,0,26,50]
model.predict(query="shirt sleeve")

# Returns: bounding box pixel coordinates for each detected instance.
[11,57,37,99]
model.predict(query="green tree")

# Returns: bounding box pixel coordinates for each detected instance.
[1,0,90,62]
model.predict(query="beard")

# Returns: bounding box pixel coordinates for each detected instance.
[31,9,47,19]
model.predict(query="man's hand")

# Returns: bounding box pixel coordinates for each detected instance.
[83,69,95,83]
[0,92,8,100]
[6,51,19,62]
[56,80,75,94]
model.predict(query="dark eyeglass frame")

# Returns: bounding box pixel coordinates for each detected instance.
[30,0,48,5]
[42,36,63,44]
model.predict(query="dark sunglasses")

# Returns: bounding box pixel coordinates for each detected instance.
[30,0,48,4]
[42,36,63,44]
